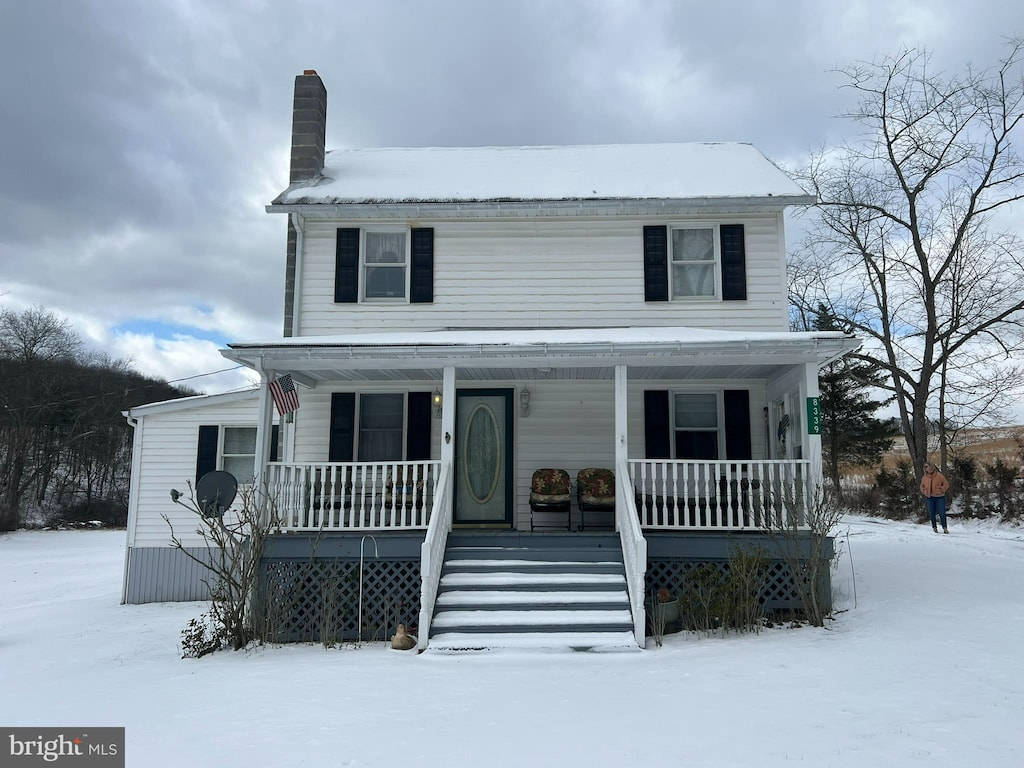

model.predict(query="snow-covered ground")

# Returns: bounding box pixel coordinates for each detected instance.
[2,517,1022,767]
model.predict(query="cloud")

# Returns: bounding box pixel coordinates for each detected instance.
[2,0,1023,415]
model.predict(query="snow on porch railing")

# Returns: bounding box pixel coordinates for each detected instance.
[629,459,812,531]
[266,461,441,531]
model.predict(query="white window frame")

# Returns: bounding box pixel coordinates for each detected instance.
[354,392,408,461]
[220,425,258,484]
[669,222,720,301]
[670,390,724,460]
[361,228,410,303]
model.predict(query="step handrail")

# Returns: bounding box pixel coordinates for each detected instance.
[417,461,453,650]
[616,458,647,648]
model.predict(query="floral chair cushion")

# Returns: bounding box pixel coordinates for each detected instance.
[529,468,571,504]
[577,468,615,509]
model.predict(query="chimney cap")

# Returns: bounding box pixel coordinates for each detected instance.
[303,69,319,76]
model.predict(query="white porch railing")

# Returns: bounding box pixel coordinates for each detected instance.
[266,461,441,531]
[616,458,647,648]
[630,459,812,531]
[417,462,453,651]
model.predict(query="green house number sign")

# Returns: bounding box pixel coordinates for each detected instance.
[806,397,822,435]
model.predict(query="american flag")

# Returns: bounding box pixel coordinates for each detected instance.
[269,373,300,416]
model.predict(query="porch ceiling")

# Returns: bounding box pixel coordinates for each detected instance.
[221,326,860,385]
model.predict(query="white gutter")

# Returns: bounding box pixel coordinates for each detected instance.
[264,195,815,219]
[290,213,305,337]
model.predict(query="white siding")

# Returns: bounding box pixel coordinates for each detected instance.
[296,215,788,336]
[129,397,266,548]
[292,379,768,531]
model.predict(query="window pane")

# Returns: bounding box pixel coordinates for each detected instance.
[672,263,715,296]
[674,394,718,428]
[223,455,255,484]
[675,431,719,460]
[365,266,407,298]
[359,394,404,461]
[365,232,406,264]
[222,427,256,455]
[672,228,714,262]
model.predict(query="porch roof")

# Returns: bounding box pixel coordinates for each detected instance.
[222,326,860,383]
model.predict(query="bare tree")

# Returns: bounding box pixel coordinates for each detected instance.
[790,42,1024,477]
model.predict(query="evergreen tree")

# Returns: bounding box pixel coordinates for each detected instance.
[813,306,898,495]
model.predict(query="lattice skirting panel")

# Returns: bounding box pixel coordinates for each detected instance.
[646,558,830,614]
[258,558,421,643]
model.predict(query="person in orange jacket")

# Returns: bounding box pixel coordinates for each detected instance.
[920,462,950,534]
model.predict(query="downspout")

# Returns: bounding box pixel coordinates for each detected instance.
[121,412,144,605]
[290,213,305,337]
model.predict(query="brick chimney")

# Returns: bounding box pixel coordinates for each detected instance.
[289,70,327,183]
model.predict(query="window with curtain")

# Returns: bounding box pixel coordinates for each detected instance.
[221,426,257,482]
[358,394,404,461]
[671,226,717,298]
[364,232,408,299]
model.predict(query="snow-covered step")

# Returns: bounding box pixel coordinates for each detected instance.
[436,589,629,610]
[427,630,641,653]
[431,608,633,630]
[438,571,625,590]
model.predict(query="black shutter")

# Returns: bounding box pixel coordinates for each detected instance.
[196,425,218,485]
[720,224,747,301]
[269,424,280,463]
[328,393,355,462]
[724,390,752,460]
[410,228,434,304]
[406,392,432,460]
[334,228,360,303]
[643,225,669,302]
[643,391,671,459]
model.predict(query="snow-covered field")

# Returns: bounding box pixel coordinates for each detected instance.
[2,517,1022,767]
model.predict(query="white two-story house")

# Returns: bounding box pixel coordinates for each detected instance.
[123,70,858,650]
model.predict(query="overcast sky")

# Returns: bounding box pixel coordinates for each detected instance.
[2,0,1023,401]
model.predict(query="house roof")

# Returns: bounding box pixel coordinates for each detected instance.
[270,143,812,209]
[222,326,860,383]
[123,388,259,419]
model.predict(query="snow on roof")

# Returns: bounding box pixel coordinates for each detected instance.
[273,143,811,206]
[124,388,259,418]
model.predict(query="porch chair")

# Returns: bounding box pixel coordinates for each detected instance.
[529,468,572,531]
[576,468,615,530]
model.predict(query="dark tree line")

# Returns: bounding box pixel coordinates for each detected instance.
[0,307,192,531]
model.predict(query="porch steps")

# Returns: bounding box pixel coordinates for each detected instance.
[427,534,639,652]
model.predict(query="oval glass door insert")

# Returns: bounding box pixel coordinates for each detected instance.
[463,404,500,503]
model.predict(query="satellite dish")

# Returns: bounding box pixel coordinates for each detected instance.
[195,471,238,518]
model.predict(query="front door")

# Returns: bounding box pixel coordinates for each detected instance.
[454,389,514,526]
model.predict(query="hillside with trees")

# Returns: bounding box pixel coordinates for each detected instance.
[0,306,193,530]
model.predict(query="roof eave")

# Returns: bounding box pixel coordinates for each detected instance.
[264,195,816,218]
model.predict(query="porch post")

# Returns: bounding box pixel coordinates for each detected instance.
[440,365,456,469]
[614,364,628,531]
[254,370,276,504]
[801,360,823,493]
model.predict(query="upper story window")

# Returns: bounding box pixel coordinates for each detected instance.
[363,232,408,300]
[335,227,434,305]
[671,226,718,299]
[643,223,746,303]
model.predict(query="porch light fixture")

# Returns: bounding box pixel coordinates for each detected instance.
[519,386,531,417]
[432,389,443,418]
